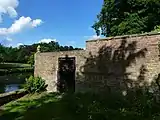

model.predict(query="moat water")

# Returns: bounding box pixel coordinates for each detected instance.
[0,72,32,93]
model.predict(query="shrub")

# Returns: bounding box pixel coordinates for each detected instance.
[23,75,47,93]
[27,54,35,67]
[60,91,160,119]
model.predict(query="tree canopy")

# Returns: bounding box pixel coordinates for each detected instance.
[92,0,160,37]
[0,41,82,63]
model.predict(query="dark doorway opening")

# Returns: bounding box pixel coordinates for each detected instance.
[57,56,76,93]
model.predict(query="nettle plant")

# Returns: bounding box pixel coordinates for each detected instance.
[23,75,48,93]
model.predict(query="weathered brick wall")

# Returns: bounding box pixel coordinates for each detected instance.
[34,33,160,92]
[84,33,160,91]
[34,50,86,92]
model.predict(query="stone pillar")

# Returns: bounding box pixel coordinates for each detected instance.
[34,45,41,77]
[37,45,41,53]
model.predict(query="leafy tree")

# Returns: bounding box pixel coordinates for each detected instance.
[153,25,160,32]
[0,41,82,63]
[0,44,6,63]
[93,0,160,37]
[27,53,35,67]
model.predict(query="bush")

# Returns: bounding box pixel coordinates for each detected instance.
[27,54,35,67]
[23,75,47,93]
[60,91,160,119]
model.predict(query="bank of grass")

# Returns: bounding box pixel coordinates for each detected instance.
[1,91,160,120]
[0,63,31,69]
[0,63,33,76]
[0,67,33,75]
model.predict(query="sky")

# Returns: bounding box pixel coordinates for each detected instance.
[0,0,103,48]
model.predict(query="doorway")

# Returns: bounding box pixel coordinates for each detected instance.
[57,56,76,93]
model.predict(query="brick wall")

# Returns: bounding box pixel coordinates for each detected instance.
[84,33,160,92]
[34,50,86,92]
[34,33,160,92]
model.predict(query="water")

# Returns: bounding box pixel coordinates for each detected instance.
[5,84,21,93]
[0,84,22,93]
[0,72,32,94]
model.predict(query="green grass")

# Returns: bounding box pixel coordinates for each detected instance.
[0,63,31,69]
[1,91,160,120]
[0,92,63,120]
[0,68,33,76]
[0,63,33,76]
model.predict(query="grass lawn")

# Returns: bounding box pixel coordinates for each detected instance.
[0,92,61,120]
[1,91,160,120]
[0,92,81,120]
[0,63,33,76]
[0,63,31,69]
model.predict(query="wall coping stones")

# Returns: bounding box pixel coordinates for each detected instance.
[36,50,86,56]
[86,32,160,42]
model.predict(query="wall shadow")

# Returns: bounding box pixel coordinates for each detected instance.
[57,56,76,93]
[2,39,160,120]
[1,91,160,120]
[78,39,148,93]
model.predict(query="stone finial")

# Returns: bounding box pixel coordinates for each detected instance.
[37,45,41,53]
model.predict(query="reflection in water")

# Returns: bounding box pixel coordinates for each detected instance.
[0,84,20,93]
[0,72,33,94]
[5,84,20,93]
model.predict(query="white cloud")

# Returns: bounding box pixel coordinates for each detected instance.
[89,35,101,40]
[38,38,57,43]
[6,37,12,41]
[88,26,102,33]
[0,16,43,36]
[85,27,103,40]
[0,0,19,22]
[17,42,23,47]
[32,19,43,27]
[84,35,101,40]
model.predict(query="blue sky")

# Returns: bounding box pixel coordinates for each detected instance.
[0,0,103,48]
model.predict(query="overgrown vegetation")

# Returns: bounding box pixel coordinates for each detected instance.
[0,41,82,64]
[1,88,160,120]
[93,0,160,37]
[1,69,160,119]
[23,76,47,93]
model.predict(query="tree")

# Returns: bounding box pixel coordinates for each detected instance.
[27,53,35,67]
[0,44,6,63]
[92,0,160,37]
[0,41,82,63]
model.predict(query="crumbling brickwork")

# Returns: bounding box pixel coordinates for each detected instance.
[34,33,160,92]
